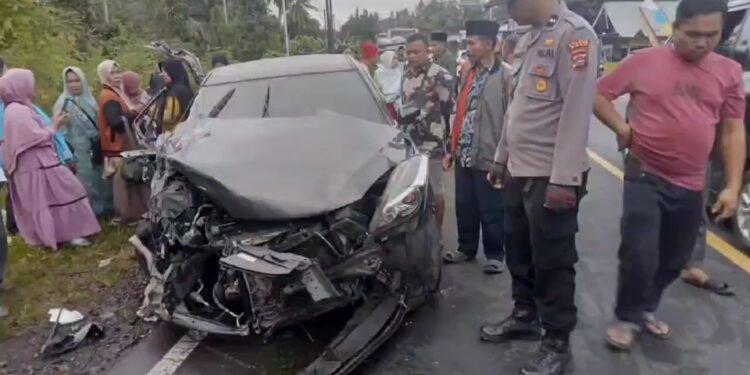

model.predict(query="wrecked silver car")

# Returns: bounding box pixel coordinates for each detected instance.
[129,55,442,374]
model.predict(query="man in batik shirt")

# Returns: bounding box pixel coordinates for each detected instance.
[401,33,454,229]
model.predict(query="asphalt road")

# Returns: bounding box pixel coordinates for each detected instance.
[108,112,750,375]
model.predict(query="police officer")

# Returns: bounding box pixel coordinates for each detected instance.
[483,0,598,374]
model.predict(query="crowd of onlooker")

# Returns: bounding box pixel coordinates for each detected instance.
[0,54,230,317]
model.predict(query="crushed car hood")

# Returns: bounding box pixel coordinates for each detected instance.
[166,113,407,220]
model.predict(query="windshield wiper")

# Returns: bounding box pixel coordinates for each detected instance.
[208,88,236,118]
[262,85,271,118]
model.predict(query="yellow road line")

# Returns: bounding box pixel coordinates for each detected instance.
[586,149,750,275]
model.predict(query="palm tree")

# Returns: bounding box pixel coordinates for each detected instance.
[269,0,319,38]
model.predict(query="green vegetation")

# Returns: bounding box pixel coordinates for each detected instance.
[0,0,615,339]
[0,223,136,340]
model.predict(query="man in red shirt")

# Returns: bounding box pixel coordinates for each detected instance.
[595,0,746,350]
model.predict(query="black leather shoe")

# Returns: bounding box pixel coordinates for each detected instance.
[520,337,573,375]
[480,312,542,343]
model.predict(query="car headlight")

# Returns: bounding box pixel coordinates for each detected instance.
[370,154,429,237]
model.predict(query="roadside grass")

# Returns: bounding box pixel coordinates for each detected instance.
[0,223,136,340]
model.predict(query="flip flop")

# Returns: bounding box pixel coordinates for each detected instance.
[643,313,671,340]
[483,260,505,274]
[443,249,474,264]
[605,322,640,351]
[683,278,735,297]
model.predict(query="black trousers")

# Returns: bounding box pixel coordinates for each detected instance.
[504,175,586,338]
[455,165,505,261]
[615,157,703,324]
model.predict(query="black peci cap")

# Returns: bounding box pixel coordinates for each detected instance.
[431,32,448,43]
[465,20,500,37]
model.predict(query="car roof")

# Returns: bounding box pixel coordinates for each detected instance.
[730,0,750,11]
[204,54,362,86]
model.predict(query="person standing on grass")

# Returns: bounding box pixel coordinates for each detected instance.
[442,20,509,275]
[97,60,149,226]
[53,67,113,218]
[594,0,745,350]
[0,56,6,318]
[0,69,101,250]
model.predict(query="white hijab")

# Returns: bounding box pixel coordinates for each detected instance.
[375,51,402,104]
[97,60,135,109]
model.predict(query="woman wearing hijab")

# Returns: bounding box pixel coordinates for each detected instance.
[97,60,149,225]
[0,62,76,236]
[374,51,402,122]
[0,69,100,250]
[122,71,150,111]
[53,67,112,218]
[157,59,193,133]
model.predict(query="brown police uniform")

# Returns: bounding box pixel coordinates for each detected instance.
[493,3,598,341]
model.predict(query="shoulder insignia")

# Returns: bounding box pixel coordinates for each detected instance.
[569,39,590,70]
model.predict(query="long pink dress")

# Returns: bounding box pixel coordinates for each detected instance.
[4,103,101,250]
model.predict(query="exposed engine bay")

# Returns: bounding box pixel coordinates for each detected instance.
[129,114,442,374]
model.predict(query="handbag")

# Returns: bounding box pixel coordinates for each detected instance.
[121,154,151,183]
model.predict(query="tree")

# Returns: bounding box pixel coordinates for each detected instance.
[268,0,320,38]
[340,9,380,43]
[379,0,463,34]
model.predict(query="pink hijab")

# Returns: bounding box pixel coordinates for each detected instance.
[0,69,54,174]
[121,71,142,104]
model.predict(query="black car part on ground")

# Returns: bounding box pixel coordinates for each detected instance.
[133,113,441,375]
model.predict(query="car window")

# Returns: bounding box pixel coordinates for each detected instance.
[190,71,389,124]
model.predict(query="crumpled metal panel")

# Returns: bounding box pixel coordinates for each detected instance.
[166,113,407,220]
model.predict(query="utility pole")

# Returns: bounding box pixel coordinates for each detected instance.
[281,0,291,56]
[223,0,229,24]
[103,0,110,24]
[326,0,336,53]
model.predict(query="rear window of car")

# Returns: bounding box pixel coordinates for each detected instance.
[190,71,388,124]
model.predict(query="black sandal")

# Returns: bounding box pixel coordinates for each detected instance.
[683,278,735,297]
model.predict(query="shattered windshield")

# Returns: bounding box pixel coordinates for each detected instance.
[190,71,388,124]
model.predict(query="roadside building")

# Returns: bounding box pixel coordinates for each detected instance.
[593,1,678,61]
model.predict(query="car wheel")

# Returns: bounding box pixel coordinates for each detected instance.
[732,182,750,249]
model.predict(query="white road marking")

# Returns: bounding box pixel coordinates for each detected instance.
[146,332,205,375]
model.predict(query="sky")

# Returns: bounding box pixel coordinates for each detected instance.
[310,0,423,27]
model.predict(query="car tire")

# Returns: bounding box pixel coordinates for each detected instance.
[732,181,750,249]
